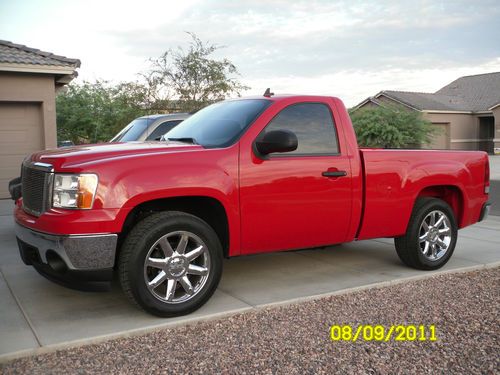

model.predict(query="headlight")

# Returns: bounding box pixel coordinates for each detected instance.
[52,174,98,209]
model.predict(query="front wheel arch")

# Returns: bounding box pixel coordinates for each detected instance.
[117,196,231,265]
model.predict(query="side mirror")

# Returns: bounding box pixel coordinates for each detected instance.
[255,130,298,155]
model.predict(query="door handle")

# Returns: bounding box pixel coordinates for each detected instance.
[322,170,347,178]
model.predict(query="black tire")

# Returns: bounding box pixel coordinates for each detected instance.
[394,197,458,270]
[118,211,223,317]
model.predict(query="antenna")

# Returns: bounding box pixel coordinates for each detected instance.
[263,88,274,97]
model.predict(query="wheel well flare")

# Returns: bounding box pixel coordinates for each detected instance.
[118,197,230,260]
[417,186,464,227]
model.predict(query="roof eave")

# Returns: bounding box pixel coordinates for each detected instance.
[0,62,77,76]
[55,72,78,85]
[351,97,382,111]
[375,92,422,111]
[488,102,500,111]
[422,110,473,114]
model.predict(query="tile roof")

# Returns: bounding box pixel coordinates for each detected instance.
[358,72,500,112]
[380,90,470,111]
[0,40,80,68]
[435,72,500,111]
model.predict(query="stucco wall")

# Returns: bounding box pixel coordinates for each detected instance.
[0,72,57,149]
[493,106,500,154]
[423,112,479,150]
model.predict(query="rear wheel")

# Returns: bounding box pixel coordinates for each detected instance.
[119,211,223,317]
[394,198,457,270]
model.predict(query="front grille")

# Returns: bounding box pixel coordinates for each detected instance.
[21,162,53,216]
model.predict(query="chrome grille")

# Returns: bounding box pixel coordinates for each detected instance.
[21,162,53,216]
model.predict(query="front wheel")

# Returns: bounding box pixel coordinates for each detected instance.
[394,198,458,270]
[119,211,223,317]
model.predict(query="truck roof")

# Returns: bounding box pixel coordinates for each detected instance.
[230,94,339,102]
[138,113,190,120]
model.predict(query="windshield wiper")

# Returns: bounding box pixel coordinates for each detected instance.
[167,137,198,145]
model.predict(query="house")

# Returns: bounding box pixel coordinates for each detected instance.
[0,40,80,198]
[353,72,500,154]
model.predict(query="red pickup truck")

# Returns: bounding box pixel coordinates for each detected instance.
[10,93,491,317]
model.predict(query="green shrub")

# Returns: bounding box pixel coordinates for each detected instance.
[349,105,438,148]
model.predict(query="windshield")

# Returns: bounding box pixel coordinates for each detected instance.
[165,99,272,147]
[110,118,150,142]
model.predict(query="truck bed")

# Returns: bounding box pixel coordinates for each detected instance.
[356,148,488,240]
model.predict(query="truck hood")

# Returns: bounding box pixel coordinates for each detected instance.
[30,142,204,170]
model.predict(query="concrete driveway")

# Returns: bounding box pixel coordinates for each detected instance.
[1,199,499,362]
[489,156,500,215]
[489,155,500,180]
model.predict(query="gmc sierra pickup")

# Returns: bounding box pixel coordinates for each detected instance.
[10,93,491,317]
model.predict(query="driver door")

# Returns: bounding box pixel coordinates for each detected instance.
[239,102,353,254]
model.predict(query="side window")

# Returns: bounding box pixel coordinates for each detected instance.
[146,120,183,141]
[262,103,339,155]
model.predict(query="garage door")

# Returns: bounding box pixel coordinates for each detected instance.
[428,123,450,150]
[0,102,44,198]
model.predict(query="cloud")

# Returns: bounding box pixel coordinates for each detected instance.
[3,0,498,106]
[244,58,500,107]
[107,0,500,78]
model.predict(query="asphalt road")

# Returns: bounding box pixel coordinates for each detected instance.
[490,180,500,216]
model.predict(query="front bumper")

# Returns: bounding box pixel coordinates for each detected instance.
[15,223,117,284]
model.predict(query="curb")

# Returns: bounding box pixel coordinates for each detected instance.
[1,261,499,364]
[254,261,500,310]
[0,306,253,364]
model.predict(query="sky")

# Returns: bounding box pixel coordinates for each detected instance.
[1,0,499,107]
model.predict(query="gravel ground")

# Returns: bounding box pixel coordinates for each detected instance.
[2,267,499,374]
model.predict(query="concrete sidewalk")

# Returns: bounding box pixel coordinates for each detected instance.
[0,199,499,362]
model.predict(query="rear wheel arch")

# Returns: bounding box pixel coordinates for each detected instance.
[395,197,458,270]
[415,185,464,227]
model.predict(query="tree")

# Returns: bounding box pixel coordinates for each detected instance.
[56,34,249,143]
[144,32,249,112]
[56,80,150,143]
[349,105,438,148]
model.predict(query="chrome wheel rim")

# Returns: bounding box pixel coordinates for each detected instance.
[418,210,452,261]
[144,231,210,304]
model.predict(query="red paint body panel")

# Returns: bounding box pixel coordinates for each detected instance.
[238,96,360,253]
[14,199,128,235]
[357,149,488,240]
[19,142,242,254]
[14,95,489,258]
